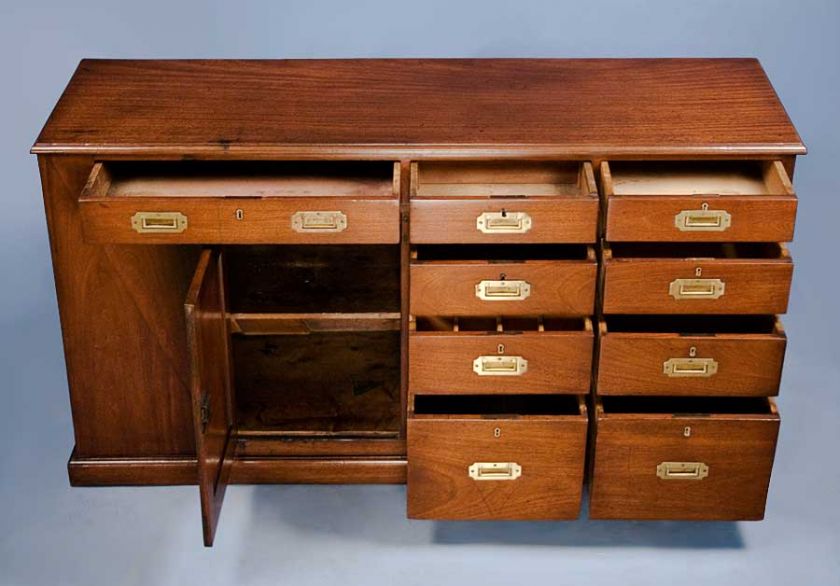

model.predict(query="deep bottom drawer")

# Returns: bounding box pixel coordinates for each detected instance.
[408,395,587,520]
[589,396,780,520]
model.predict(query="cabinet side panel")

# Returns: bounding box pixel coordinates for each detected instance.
[39,155,198,457]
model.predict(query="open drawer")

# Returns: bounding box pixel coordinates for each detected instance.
[602,160,797,242]
[410,161,598,243]
[408,395,587,520]
[410,317,593,395]
[589,396,780,520]
[602,243,793,314]
[79,161,400,244]
[597,316,786,396]
[411,245,597,316]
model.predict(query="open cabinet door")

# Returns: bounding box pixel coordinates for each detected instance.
[185,249,235,546]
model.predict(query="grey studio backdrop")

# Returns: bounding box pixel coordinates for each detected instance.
[1,1,838,584]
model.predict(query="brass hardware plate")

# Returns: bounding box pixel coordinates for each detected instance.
[468,462,522,481]
[476,211,532,234]
[475,280,531,301]
[291,211,348,233]
[473,355,528,376]
[656,461,709,480]
[663,357,718,377]
[675,208,731,232]
[131,211,188,234]
[669,278,725,300]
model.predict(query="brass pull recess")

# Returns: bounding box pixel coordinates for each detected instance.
[675,205,732,232]
[475,280,531,301]
[131,212,188,234]
[291,211,348,233]
[468,462,522,481]
[663,357,718,378]
[656,462,709,480]
[473,355,528,376]
[669,278,725,300]
[476,211,532,234]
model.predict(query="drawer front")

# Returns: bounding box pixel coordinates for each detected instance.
[603,259,793,314]
[410,331,593,395]
[410,261,596,317]
[606,195,797,242]
[408,416,587,519]
[598,332,786,396]
[411,198,598,244]
[589,411,779,520]
[79,197,400,244]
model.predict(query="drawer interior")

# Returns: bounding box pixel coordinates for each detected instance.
[414,394,583,416]
[606,160,792,196]
[84,160,398,198]
[414,316,588,333]
[603,315,780,335]
[600,396,774,416]
[606,242,785,260]
[413,243,593,262]
[412,161,596,198]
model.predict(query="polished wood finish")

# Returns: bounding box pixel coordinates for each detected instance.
[34,60,803,539]
[410,319,593,395]
[598,317,786,396]
[602,160,797,242]
[185,250,235,546]
[589,398,779,520]
[408,409,587,519]
[38,156,197,458]
[411,258,597,317]
[602,244,793,314]
[34,59,803,158]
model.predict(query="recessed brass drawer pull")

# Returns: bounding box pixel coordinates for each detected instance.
[476,211,532,234]
[291,211,348,233]
[656,461,709,480]
[669,278,725,300]
[663,357,718,377]
[473,355,528,376]
[674,207,732,232]
[475,280,531,301]
[468,462,522,481]
[131,211,188,234]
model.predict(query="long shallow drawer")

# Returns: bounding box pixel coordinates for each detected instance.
[598,316,786,396]
[602,243,793,314]
[411,161,598,243]
[410,317,593,395]
[602,160,797,242]
[411,245,597,316]
[408,395,587,520]
[79,161,400,244]
[589,396,779,520]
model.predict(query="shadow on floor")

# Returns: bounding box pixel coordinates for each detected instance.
[247,485,744,549]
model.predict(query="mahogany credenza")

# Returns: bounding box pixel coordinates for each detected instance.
[33,59,803,545]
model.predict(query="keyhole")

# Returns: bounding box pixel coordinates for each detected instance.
[497,343,505,354]
[701,202,709,211]
[695,267,703,277]
[235,208,244,221]
[494,428,501,438]
[684,426,692,437]
[501,208,508,218]
[689,346,697,357]
[499,272,507,281]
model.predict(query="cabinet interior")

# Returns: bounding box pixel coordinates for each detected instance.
[223,244,402,438]
[604,315,779,334]
[601,396,774,415]
[608,160,788,196]
[413,394,582,416]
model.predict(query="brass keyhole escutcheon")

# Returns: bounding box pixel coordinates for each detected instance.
[684,426,692,437]
[494,428,501,438]
[497,343,505,354]
[235,208,244,220]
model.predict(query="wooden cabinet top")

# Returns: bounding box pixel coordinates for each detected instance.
[33,58,804,159]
